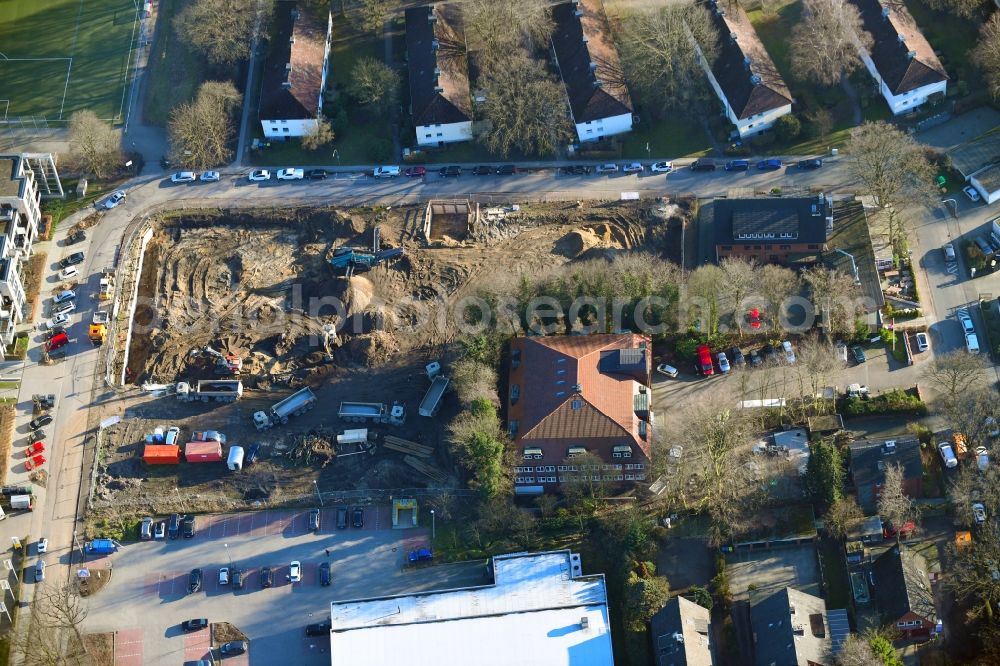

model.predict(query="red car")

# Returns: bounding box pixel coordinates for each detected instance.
[26,441,45,456]
[748,308,761,330]
[45,331,69,352]
[404,166,426,177]
[882,519,916,539]
[25,454,45,471]
[696,344,714,376]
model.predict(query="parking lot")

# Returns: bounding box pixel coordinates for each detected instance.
[82,508,484,665]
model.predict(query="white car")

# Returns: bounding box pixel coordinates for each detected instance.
[36,538,48,554]
[943,243,956,262]
[47,313,71,329]
[200,171,220,182]
[277,168,304,180]
[248,169,271,182]
[650,161,673,173]
[219,567,230,585]
[967,333,980,354]
[656,363,678,378]
[622,162,644,173]
[165,426,180,445]
[938,441,958,468]
[289,561,301,582]
[595,164,618,174]
[973,502,987,525]
[104,190,126,209]
[52,301,75,315]
[914,332,929,352]
[782,340,796,364]
[964,185,982,203]
[988,417,1000,438]
[717,352,730,373]
[170,171,197,183]
[52,289,76,304]
[373,166,401,178]
[961,314,975,335]
[59,266,79,281]
[976,446,990,471]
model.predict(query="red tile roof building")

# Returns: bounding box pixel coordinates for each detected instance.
[507,333,653,494]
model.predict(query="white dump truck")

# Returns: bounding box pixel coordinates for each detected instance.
[253,387,317,431]
[338,401,406,425]
[176,380,243,403]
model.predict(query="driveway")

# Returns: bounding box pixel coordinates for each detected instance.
[82,509,484,665]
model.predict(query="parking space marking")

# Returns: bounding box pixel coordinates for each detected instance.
[184,628,211,662]
[115,628,144,666]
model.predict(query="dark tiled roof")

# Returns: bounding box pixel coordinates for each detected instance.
[850,0,947,95]
[701,0,792,119]
[650,596,714,666]
[849,437,922,494]
[551,0,632,123]
[712,197,830,247]
[750,587,832,666]
[259,2,328,121]
[405,5,472,126]
[0,158,23,198]
[510,333,652,456]
[872,545,937,624]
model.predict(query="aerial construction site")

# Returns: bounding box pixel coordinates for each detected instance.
[92,199,688,514]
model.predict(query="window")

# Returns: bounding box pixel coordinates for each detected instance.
[558,465,568,471]
[615,475,624,481]
[425,134,432,138]
[586,129,593,134]
[591,475,601,481]
[636,474,646,480]
[523,447,542,459]
[437,133,443,137]
[613,464,622,470]
[634,463,645,470]
[509,420,519,436]
[270,126,279,132]
[283,128,290,133]
[535,465,546,472]
[546,466,556,472]
[625,474,635,480]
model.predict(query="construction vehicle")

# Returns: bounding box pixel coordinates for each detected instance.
[253,387,317,431]
[85,539,120,555]
[418,361,449,417]
[176,380,243,402]
[89,311,109,345]
[189,346,242,376]
[329,227,405,276]
[98,268,115,301]
[338,401,406,425]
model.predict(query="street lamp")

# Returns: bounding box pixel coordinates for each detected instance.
[313,479,324,507]
[430,509,435,541]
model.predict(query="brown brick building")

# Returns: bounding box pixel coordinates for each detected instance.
[706,195,832,265]
[506,333,653,495]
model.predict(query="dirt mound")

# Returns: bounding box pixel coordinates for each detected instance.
[556,222,631,257]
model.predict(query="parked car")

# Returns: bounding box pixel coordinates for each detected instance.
[781,340,796,364]
[337,506,348,529]
[690,158,716,172]
[277,168,304,180]
[289,561,301,583]
[36,538,48,554]
[53,289,76,304]
[188,568,203,593]
[372,166,401,178]
[595,164,618,174]
[303,169,327,180]
[977,446,990,471]
[650,161,673,173]
[725,160,750,172]
[756,159,782,171]
[181,514,196,538]
[219,641,247,657]
[154,521,166,540]
[35,559,45,582]
[717,352,731,374]
[352,506,364,528]
[967,333,981,353]
[730,348,745,367]
[973,502,987,525]
[408,548,434,563]
[165,426,180,445]
[622,162,644,173]
[247,169,270,181]
[182,618,208,632]
[168,512,181,539]
[439,166,461,177]
[696,344,714,376]
[656,363,678,378]
[964,185,982,202]
[319,561,332,586]
[306,621,332,636]
[404,166,426,177]
[60,252,85,268]
[171,171,197,183]
[200,171,220,182]
[797,158,822,170]
[140,517,153,540]
[67,230,86,245]
[52,301,75,316]
[748,349,762,367]
[938,441,959,468]
[29,414,52,430]
[232,567,244,590]
[218,567,230,585]
[104,190,126,209]
[308,508,321,532]
[496,165,516,175]
[471,166,493,175]
[260,566,273,588]
[851,345,866,364]
[748,308,761,329]
[943,243,956,262]
[881,520,915,539]
[961,314,976,335]
[914,332,929,352]
[59,266,79,281]
[561,165,591,175]
[762,343,778,364]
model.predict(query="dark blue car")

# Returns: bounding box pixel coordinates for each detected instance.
[797,158,823,170]
[408,548,433,563]
[756,159,782,171]
[725,160,750,172]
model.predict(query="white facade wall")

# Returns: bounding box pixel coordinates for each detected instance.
[858,53,947,115]
[575,112,632,143]
[261,118,318,139]
[970,173,1000,205]
[416,120,473,146]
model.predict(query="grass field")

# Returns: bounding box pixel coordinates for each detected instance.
[0,0,138,123]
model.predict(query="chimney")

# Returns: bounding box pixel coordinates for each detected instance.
[581,617,590,629]
[730,32,738,42]
[431,39,439,50]
[881,6,890,18]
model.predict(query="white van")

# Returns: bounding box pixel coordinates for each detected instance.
[967,333,981,354]
[938,441,958,468]
[373,166,401,178]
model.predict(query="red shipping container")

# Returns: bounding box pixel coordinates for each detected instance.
[185,441,223,463]
[143,444,180,465]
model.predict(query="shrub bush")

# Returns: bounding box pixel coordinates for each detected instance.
[843,389,927,416]
[773,115,801,142]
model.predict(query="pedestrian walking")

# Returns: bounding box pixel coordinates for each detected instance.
[325,548,330,557]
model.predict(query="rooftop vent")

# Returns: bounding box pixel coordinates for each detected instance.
[431,39,439,50]
[572,384,582,392]
[750,73,762,85]
[882,6,890,17]
[673,632,684,643]
[744,55,752,68]
[434,86,444,93]
[428,12,437,23]
[581,617,590,629]
[907,50,917,59]
[730,32,738,42]
[575,8,583,16]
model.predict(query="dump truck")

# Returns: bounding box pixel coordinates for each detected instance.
[176,380,243,402]
[89,311,109,345]
[419,375,450,417]
[338,401,406,425]
[85,539,120,555]
[253,387,317,431]
[98,268,115,301]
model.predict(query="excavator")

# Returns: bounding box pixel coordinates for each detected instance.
[189,346,243,376]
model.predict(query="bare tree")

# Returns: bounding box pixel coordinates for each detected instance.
[686,264,728,335]
[718,258,757,337]
[348,57,399,114]
[845,122,938,252]
[168,81,242,169]
[877,462,917,544]
[825,495,863,540]
[802,266,863,340]
[357,0,392,35]
[789,0,868,86]
[758,264,802,330]
[451,357,499,407]
[478,50,573,157]
[793,334,841,412]
[806,107,834,141]
[68,110,122,179]
[301,119,335,151]
[836,634,881,666]
[174,0,272,68]
[926,0,988,19]
[921,350,988,403]
[617,5,718,118]
[947,524,1000,619]
[463,0,553,59]
[13,583,89,665]
[561,451,612,502]
[975,13,1000,101]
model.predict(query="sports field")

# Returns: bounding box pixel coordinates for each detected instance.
[0,0,139,124]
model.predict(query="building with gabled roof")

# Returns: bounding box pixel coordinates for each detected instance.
[849,0,947,115]
[650,596,715,666]
[507,333,652,495]
[706,195,832,264]
[551,0,633,144]
[693,0,793,139]
[871,544,939,639]
[750,587,832,666]
[405,5,473,147]
[848,438,922,512]
[259,2,333,139]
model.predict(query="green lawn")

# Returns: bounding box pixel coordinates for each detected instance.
[903,0,980,85]
[621,116,711,159]
[0,0,138,123]
[143,0,205,127]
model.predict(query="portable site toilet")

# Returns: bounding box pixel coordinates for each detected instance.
[227,446,244,471]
